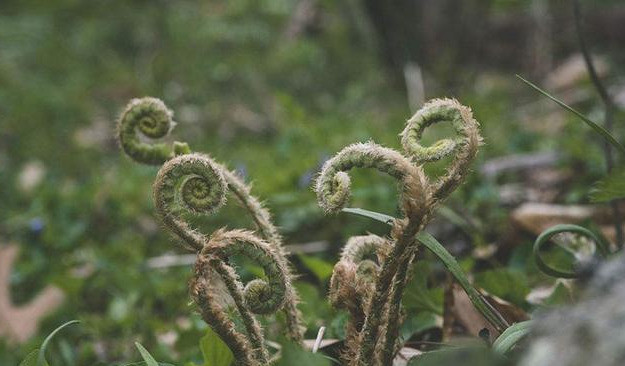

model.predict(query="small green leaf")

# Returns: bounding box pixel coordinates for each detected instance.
[37,320,80,366]
[135,342,159,366]
[492,320,532,355]
[275,342,331,366]
[516,75,625,156]
[341,207,395,225]
[590,169,625,202]
[299,255,334,282]
[199,327,234,366]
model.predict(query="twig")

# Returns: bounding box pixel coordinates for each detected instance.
[573,0,623,248]
[312,326,326,353]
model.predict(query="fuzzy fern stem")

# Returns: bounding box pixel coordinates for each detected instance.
[316,98,482,366]
[117,97,304,364]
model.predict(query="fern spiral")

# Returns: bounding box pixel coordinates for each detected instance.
[117,97,304,366]
[316,98,482,366]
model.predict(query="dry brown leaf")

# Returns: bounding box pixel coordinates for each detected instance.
[511,202,624,244]
[444,283,528,341]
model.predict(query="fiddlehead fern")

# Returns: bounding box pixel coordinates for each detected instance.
[329,235,390,362]
[190,229,290,365]
[316,98,483,366]
[118,97,191,165]
[153,153,227,251]
[117,97,304,364]
[315,142,429,220]
[221,167,305,343]
[401,98,482,202]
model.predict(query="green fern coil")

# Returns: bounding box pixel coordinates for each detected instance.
[191,229,290,365]
[117,97,191,165]
[316,98,482,366]
[117,97,304,366]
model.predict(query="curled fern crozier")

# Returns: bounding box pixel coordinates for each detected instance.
[191,229,291,365]
[317,98,483,366]
[401,98,482,201]
[118,97,191,165]
[153,153,227,251]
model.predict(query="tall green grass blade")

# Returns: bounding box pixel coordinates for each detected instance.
[516,75,625,156]
[342,207,395,225]
[135,342,159,366]
[416,232,508,331]
[492,320,532,355]
[36,320,80,366]
[342,207,508,331]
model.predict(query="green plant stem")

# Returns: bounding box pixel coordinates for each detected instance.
[573,0,623,248]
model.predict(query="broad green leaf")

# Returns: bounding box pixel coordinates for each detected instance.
[404,262,443,315]
[295,283,333,331]
[298,254,334,282]
[275,342,331,366]
[199,327,234,366]
[474,269,530,307]
[135,342,159,366]
[590,169,625,202]
[492,321,532,355]
[516,75,625,157]
[37,320,80,366]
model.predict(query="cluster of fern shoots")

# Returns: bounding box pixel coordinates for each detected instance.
[117,96,485,366]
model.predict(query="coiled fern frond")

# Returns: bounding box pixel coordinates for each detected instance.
[118,97,304,365]
[315,98,482,366]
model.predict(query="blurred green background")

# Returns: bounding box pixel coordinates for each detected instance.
[1,0,624,364]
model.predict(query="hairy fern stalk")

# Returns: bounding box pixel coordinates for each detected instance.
[118,97,304,365]
[315,98,482,366]
[118,97,482,365]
